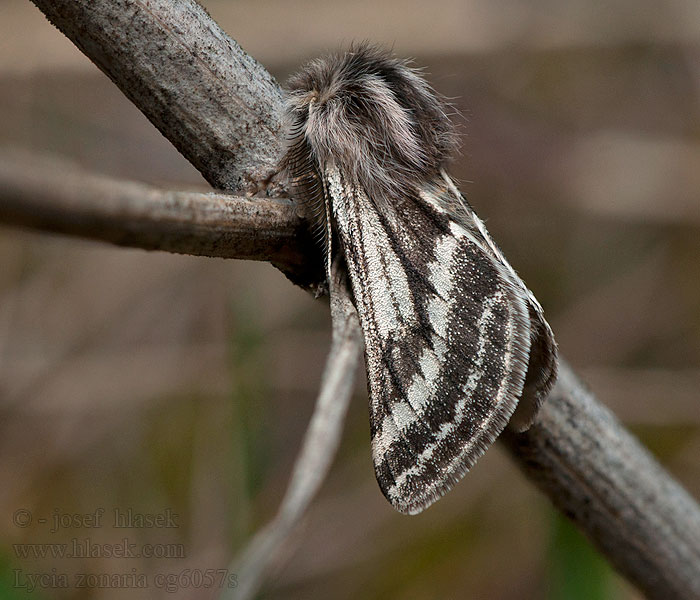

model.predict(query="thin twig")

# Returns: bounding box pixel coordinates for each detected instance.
[0,148,319,284]
[229,261,363,600]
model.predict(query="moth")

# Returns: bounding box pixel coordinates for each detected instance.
[282,44,558,515]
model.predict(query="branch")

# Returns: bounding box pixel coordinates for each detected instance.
[30,0,285,193]
[503,362,700,599]
[0,149,320,284]
[21,1,700,598]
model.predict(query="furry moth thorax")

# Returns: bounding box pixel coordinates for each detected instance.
[284,44,458,205]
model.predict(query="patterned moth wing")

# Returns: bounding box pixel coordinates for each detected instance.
[283,44,557,515]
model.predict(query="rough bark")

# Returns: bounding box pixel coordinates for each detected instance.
[30,0,285,194]
[503,362,700,599]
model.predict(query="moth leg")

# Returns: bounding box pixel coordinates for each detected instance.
[230,259,363,599]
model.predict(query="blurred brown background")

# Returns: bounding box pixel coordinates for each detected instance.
[1,1,699,598]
